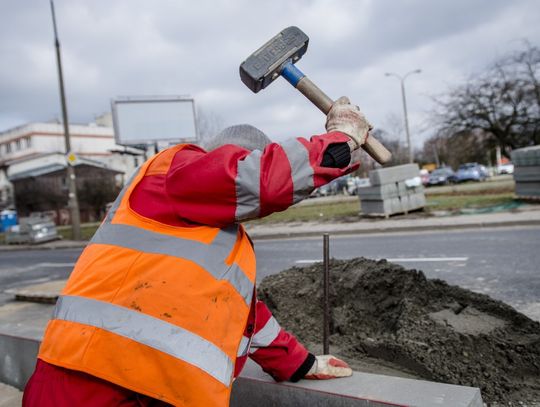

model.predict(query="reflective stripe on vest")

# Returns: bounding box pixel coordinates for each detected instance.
[53,295,233,385]
[91,223,253,305]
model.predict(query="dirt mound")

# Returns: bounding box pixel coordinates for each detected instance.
[258,258,540,405]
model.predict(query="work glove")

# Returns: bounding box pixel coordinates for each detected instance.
[304,355,353,380]
[325,96,372,150]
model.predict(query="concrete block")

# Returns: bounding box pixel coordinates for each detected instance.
[397,181,424,196]
[369,164,420,186]
[357,183,424,201]
[231,360,483,407]
[0,333,40,390]
[400,193,426,212]
[360,198,403,216]
[512,145,540,166]
[515,181,540,197]
[514,166,540,182]
[357,183,399,200]
[0,302,51,389]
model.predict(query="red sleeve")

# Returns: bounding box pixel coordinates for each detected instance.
[164,132,358,227]
[248,301,311,382]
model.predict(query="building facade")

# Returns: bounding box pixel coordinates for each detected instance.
[0,117,143,210]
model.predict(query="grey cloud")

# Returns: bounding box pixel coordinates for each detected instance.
[0,0,539,146]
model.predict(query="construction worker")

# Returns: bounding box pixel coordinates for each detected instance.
[23,97,370,406]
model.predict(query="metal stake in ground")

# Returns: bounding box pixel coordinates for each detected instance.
[323,233,330,354]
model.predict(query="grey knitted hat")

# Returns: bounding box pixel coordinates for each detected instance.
[203,124,271,152]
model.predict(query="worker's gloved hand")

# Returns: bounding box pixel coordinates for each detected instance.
[325,96,372,150]
[304,355,353,380]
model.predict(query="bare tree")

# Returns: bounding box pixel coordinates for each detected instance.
[196,107,225,145]
[433,44,540,158]
[420,129,491,170]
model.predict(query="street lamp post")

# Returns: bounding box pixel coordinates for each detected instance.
[50,0,81,240]
[385,69,422,163]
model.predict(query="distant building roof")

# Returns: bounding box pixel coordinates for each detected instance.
[8,157,122,182]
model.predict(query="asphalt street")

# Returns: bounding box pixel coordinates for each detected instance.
[0,226,539,319]
[253,226,540,320]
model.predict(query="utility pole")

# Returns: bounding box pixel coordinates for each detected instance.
[385,69,422,164]
[50,0,81,240]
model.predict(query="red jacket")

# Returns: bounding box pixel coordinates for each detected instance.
[23,131,357,406]
[128,132,356,383]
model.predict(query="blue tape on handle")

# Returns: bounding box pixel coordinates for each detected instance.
[281,61,305,88]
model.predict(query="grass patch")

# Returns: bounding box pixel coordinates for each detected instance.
[426,192,515,212]
[248,192,518,225]
[247,200,360,225]
[0,190,522,242]
[57,223,100,241]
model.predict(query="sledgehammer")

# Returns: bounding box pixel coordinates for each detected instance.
[240,26,392,164]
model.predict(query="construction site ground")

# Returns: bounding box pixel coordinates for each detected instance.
[0,205,540,407]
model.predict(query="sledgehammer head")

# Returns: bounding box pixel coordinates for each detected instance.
[240,26,309,93]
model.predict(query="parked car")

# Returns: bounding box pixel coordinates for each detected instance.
[455,163,488,182]
[419,169,430,186]
[497,163,514,175]
[427,167,456,186]
[346,177,370,195]
[5,216,59,245]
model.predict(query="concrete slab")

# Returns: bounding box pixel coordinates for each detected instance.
[515,182,540,197]
[512,145,540,166]
[360,198,402,216]
[0,383,23,407]
[369,164,420,186]
[514,166,540,182]
[4,280,65,303]
[357,183,399,200]
[231,360,483,407]
[0,302,51,389]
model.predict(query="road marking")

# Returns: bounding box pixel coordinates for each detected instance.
[296,257,468,264]
[0,262,75,273]
[386,257,469,262]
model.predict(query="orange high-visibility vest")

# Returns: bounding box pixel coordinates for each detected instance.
[38,144,257,406]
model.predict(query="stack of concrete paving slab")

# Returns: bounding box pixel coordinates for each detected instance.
[358,163,425,217]
[512,145,540,199]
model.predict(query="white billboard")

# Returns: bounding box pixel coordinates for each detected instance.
[111,96,198,146]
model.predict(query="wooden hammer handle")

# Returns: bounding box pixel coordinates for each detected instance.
[295,76,392,165]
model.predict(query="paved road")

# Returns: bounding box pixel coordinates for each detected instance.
[0,226,539,319]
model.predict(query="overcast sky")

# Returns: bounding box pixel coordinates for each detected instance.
[1,0,539,147]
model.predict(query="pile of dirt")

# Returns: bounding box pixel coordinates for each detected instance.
[258,258,540,405]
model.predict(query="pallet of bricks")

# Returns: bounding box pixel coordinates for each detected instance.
[512,145,540,200]
[358,163,426,218]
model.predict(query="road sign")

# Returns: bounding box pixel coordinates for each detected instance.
[66,152,78,165]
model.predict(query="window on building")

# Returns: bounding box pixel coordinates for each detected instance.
[15,139,21,151]
[134,157,139,167]
[25,137,31,148]
[6,143,11,153]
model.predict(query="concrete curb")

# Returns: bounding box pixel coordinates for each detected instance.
[247,218,540,240]
[0,241,87,252]
[0,324,483,407]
